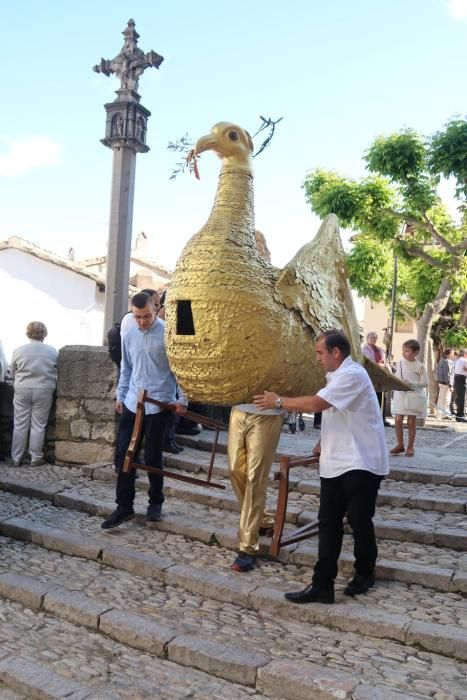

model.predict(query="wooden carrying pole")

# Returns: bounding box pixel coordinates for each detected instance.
[122,390,227,490]
[270,453,320,557]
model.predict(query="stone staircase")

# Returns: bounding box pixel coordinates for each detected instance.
[0,428,466,699]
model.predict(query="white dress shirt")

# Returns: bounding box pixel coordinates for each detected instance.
[120,311,136,338]
[454,356,467,377]
[317,356,389,478]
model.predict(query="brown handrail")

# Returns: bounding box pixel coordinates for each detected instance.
[122,390,227,490]
[270,453,320,556]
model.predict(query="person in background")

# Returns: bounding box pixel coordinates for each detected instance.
[0,340,12,461]
[436,348,455,420]
[10,322,58,467]
[362,332,386,366]
[362,332,389,425]
[454,349,467,423]
[390,340,427,457]
[0,340,8,383]
[157,290,186,453]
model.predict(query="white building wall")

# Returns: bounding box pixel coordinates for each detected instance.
[0,249,104,360]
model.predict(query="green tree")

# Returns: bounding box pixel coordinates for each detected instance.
[304,120,467,368]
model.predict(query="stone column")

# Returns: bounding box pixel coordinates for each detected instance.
[105,147,137,323]
[94,19,164,331]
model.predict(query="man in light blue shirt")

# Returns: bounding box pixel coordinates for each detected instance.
[102,292,186,529]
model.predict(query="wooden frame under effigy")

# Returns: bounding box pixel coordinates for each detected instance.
[269,453,320,556]
[122,389,227,490]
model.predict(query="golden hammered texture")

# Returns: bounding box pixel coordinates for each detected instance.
[165,124,361,405]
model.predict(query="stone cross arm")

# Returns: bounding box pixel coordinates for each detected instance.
[93,20,164,96]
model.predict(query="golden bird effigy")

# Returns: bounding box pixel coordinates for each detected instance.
[165,121,402,404]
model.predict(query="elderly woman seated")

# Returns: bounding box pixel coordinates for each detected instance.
[10,322,58,467]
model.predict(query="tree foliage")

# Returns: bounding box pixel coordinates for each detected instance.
[303,117,467,356]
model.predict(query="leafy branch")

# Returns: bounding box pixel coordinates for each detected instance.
[252,115,283,158]
[167,133,194,180]
[167,115,284,179]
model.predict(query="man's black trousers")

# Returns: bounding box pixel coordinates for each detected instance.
[115,404,170,511]
[312,469,383,589]
[454,375,466,418]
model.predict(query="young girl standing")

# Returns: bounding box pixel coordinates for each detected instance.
[390,339,427,457]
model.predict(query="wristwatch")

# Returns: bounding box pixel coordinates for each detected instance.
[275,396,282,409]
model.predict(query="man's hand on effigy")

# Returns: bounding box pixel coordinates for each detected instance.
[172,402,188,415]
[253,391,278,410]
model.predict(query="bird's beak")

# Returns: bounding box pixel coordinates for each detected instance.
[195,133,218,156]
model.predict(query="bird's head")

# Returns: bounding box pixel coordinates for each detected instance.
[195,122,254,169]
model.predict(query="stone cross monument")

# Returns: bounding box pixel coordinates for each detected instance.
[93,19,164,331]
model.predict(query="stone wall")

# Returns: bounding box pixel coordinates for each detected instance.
[55,346,118,465]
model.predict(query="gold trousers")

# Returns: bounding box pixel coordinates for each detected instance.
[228,409,283,554]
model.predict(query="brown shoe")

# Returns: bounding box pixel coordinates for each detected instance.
[405,448,415,457]
[389,446,405,455]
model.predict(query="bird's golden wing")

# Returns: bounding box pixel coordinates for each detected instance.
[275,214,362,359]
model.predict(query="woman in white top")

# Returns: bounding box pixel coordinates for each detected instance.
[390,339,427,457]
[10,322,58,467]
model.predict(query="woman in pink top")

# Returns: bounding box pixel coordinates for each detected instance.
[362,332,386,365]
[362,332,388,424]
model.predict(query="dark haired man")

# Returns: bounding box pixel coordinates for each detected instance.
[120,288,161,338]
[254,330,388,603]
[102,292,186,529]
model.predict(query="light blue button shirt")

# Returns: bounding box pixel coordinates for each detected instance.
[117,318,178,414]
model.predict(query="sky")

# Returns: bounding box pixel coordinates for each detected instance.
[1,0,466,271]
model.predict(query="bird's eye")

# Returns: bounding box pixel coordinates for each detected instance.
[228,131,239,141]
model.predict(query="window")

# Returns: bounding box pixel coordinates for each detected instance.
[177,300,195,335]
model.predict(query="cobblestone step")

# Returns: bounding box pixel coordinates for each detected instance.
[1,467,467,594]
[168,440,467,484]
[163,448,467,513]
[0,681,27,699]
[1,497,467,663]
[0,598,269,699]
[175,428,467,482]
[0,532,465,699]
[3,462,467,555]
[4,458,467,555]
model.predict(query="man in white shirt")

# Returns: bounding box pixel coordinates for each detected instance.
[454,349,467,422]
[254,329,388,604]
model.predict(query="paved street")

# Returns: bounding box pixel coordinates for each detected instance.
[0,427,466,698]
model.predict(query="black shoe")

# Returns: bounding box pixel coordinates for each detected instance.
[164,441,182,454]
[259,526,274,537]
[101,508,135,530]
[455,417,467,423]
[284,583,334,604]
[230,552,256,572]
[344,573,375,597]
[146,503,163,522]
[175,426,201,436]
